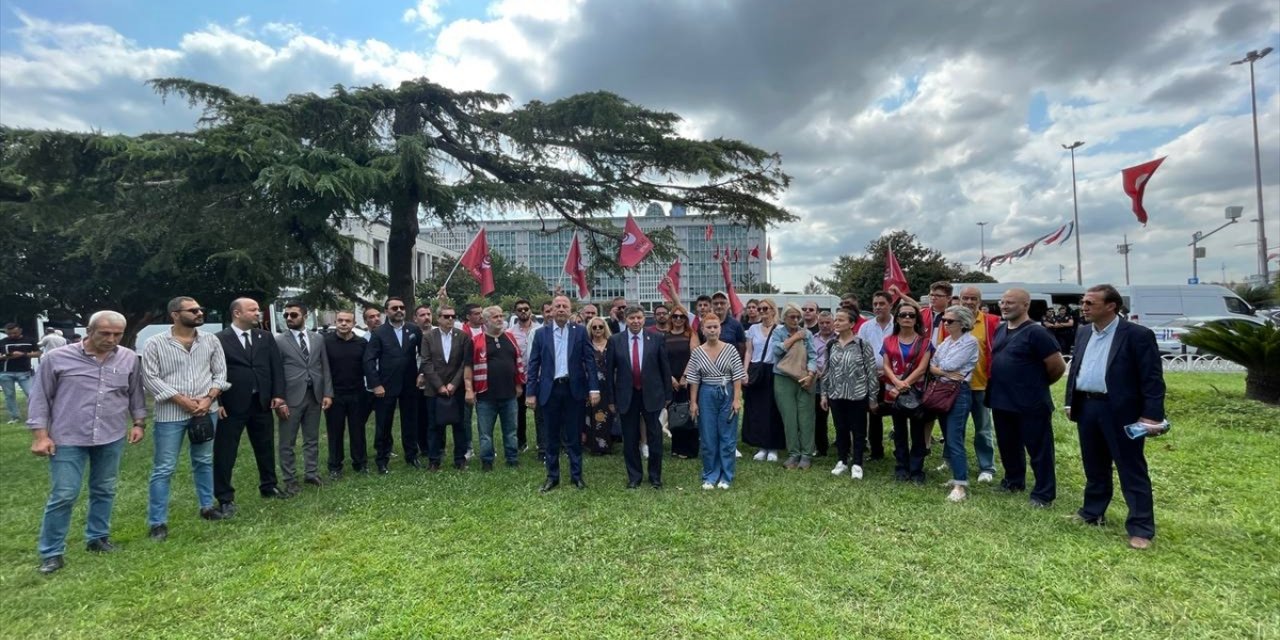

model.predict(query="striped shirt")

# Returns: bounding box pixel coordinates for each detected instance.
[685,343,746,387]
[26,344,147,446]
[822,336,879,402]
[141,330,232,423]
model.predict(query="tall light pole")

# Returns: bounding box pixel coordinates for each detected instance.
[1231,47,1272,285]
[1116,234,1132,285]
[1062,141,1085,285]
[1189,207,1243,282]
[977,221,989,271]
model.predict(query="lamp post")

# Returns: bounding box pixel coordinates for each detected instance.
[1231,47,1273,285]
[1189,207,1243,282]
[1062,141,1085,285]
[1116,234,1132,285]
[977,221,989,270]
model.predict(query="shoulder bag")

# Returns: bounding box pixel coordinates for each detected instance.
[186,414,216,444]
[776,330,811,381]
[746,325,777,386]
[921,375,961,414]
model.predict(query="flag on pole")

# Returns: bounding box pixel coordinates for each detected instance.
[1121,157,1166,225]
[563,232,590,298]
[459,228,496,296]
[750,244,760,260]
[766,242,773,261]
[719,256,744,316]
[705,225,714,241]
[883,243,910,302]
[618,213,654,268]
[657,259,681,301]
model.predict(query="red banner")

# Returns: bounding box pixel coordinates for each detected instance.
[459,228,495,296]
[883,244,909,302]
[563,232,589,298]
[1121,156,1166,225]
[618,213,654,268]
[658,259,681,302]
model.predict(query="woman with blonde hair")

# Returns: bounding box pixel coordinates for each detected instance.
[584,316,615,455]
[664,304,698,459]
[741,298,786,461]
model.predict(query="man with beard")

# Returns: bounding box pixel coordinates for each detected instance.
[363,296,422,473]
[506,299,541,453]
[466,306,525,470]
[412,303,435,458]
[274,302,333,494]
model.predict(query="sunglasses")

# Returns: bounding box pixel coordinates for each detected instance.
[592,326,605,330]
[180,308,206,315]
[897,313,918,319]
[940,318,957,325]
[387,305,405,311]
[671,314,687,319]
[440,314,455,319]
[284,312,302,319]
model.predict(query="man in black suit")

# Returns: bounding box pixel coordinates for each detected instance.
[215,298,288,515]
[419,304,471,471]
[525,295,600,492]
[1064,284,1167,551]
[604,305,673,489]
[363,296,423,473]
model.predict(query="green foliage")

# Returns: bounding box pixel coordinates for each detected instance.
[1180,319,1280,404]
[416,252,549,309]
[818,230,991,302]
[1232,283,1277,308]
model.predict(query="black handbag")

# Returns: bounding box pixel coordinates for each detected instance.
[892,386,923,416]
[186,414,216,444]
[667,401,693,430]
[434,393,463,425]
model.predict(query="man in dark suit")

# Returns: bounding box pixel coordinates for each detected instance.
[1064,284,1166,551]
[525,295,599,492]
[604,305,673,489]
[419,304,471,471]
[363,296,423,474]
[215,298,288,515]
[275,302,333,494]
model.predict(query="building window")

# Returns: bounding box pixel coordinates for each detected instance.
[373,240,385,272]
[417,252,427,282]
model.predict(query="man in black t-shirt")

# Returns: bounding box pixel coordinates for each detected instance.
[1,323,42,423]
[465,306,525,470]
[987,289,1067,507]
[323,310,370,477]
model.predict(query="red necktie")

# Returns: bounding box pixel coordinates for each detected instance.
[631,335,642,389]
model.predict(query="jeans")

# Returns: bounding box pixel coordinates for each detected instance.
[148,418,215,526]
[943,382,973,485]
[476,397,519,464]
[38,438,126,559]
[697,383,739,485]
[968,389,997,474]
[1,371,33,421]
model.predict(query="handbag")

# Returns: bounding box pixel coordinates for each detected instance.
[892,386,923,416]
[434,393,463,425]
[746,325,778,385]
[667,401,693,430]
[775,331,811,381]
[921,376,961,414]
[186,414,216,444]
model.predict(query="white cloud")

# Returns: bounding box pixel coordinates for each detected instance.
[402,0,445,30]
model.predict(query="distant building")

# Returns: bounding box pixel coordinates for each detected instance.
[339,218,456,284]
[421,207,767,305]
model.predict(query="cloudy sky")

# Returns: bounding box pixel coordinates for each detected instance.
[2,0,1278,291]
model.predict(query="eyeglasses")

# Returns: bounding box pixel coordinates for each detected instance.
[440,314,455,319]
[785,314,801,320]
[896,313,918,319]
[283,312,302,319]
[180,308,205,315]
[387,305,405,311]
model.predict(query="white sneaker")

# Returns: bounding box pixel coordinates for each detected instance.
[641,444,650,459]
[464,448,473,461]
[947,486,967,502]
[977,471,994,483]
[701,482,715,490]
[735,449,743,459]
[716,481,731,490]
[935,460,949,472]
[752,450,767,461]
[766,451,779,462]
[850,465,864,480]
[831,461,848,476]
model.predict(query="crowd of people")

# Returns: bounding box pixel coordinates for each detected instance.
[14,280,1169,575]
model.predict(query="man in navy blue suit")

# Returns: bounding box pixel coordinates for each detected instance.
[605,305,673,489]
[363,296,423,474]
[525,295,599,492]
[1064,284,1166,550]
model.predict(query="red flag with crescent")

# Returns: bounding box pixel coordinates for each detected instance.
[563,232,590,298]
[750,244,760,259]
[658,259,681,301]
[459,228,496,296]
[1121,157,1166,225]
[618,213,654,268]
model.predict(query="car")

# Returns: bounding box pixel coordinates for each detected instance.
[1152,315,1270,356]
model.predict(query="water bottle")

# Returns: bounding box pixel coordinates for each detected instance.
[1125,420,1170,440]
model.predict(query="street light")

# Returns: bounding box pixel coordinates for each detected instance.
[1062,141,1085,285]
[1189,206,1243,281]
[976,221,989,270]
[1116,234,1133,285]
[1231,47,1272,285]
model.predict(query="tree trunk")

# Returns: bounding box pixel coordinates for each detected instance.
[1244,368,1280,406]
[121,310,158,350]
[387,105,423,304]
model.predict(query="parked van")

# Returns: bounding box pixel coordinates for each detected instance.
[951,283,1085,321]
[1116,285,1255,326]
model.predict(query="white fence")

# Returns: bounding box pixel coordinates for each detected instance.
[1061,354,1246,372]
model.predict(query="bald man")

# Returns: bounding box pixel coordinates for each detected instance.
[987,289,1066,507]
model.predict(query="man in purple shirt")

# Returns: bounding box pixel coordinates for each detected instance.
[27,311,147,575]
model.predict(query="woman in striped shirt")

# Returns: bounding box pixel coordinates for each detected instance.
[819,309,880,480]
[687,314,747,490]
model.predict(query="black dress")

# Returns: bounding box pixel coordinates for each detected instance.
[584,343,615,454]
[664,330,697,458]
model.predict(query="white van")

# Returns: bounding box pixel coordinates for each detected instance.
[951,283,1085,321]
[1116,285,1255,326]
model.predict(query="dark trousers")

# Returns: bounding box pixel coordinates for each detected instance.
[325,391,369,472]
[533,404,547,455]
[814,400,830,456]
[416,394,433,457]
[620,393,663,484]
[427,396,470,465]
[516,390,529,449]
[992,408,1056,503]
[1077,397,1155,538]
[213,400,278,504]
[830,398,869,466]
[374,390,420,466]
[868,412,886,457]
[542,382,584,482]
[891,410,928,480]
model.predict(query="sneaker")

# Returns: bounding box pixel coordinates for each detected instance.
[766,451,779,462]
[935,460,949,472]
[1028,498,1051,509]
[148,524,168,541]
[464,448,474,461]
[716,481,730,490]
[200,506,226,521]
[701,482,715,490]
[752,450,767,461]
[38,555,64,575]
[850,465,864,480]
[85,538,117,553]
[947,486,967,502]
[831,461,849,476]
[735,449,743,459]
[977,471,994,483]
[641,444,650,459]
[783,455,801,470]
[797,456,812,470]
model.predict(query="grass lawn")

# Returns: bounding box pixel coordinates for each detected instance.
[1,372,1277,639]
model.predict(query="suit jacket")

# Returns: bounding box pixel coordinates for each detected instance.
[1064,318,1165,425]
[419,327,471,398]
[217,327,285,414]
[275,330,333,406]
[526,321,598,405]
[604,329,673,413]
[363,323,422,397]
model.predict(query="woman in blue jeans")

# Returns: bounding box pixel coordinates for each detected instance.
[928,305,979,502]
[686,315,746,490]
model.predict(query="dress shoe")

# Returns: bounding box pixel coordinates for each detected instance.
[573,478,587,490]
[217,502,238,518]
[200,506,226,521]
[651,481,663,490]
[1028,498,1052,509]
[482,461,494,472]
[328,470,342,481]
[1128,536,1152,550]
[427,462,441,472]
[539,479,560,493]
[454,460,469,471]
[284,482,302,496]
[86,538,117,553]
[995,483,1025,494]
[261,487,291,499]
[407,459,424,469]
[305,476,323,486]
[1067,513,1106,527]
[38,556,64,575]
[377,465,390,475]
[149,524,168,541]
[627,481,640,490]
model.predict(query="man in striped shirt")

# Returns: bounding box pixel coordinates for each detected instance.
[141,297,232,541]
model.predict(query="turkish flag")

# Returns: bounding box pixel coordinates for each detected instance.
[459,228,495,296]
[750,244,760,259]
[719,256,744,316]
[618,213,654,268]
[705,224,713,241]
[883,244,910,302]
[766,242,773,261]
[1121,156,1166,225]
[563,232,590,298]
[658,259,681,301]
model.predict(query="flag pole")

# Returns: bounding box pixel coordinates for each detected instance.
[441,228,479,291]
